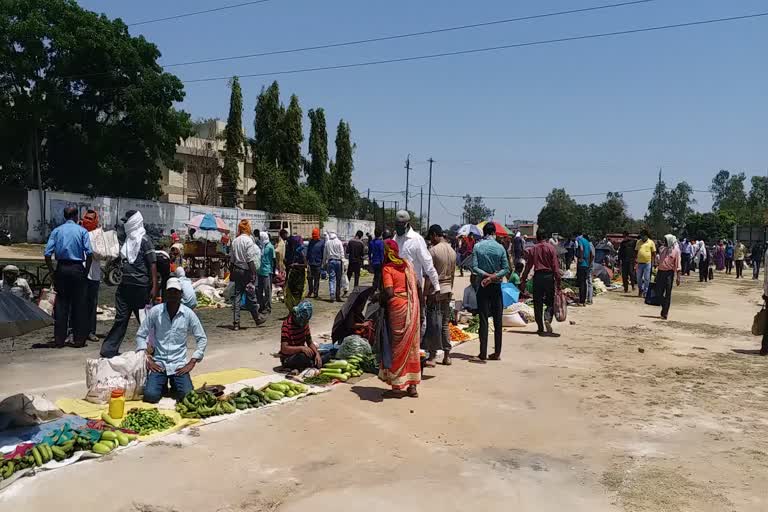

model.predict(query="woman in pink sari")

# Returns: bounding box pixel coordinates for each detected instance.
[378,239,421,398]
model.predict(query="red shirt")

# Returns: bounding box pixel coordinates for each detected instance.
[521,241,561,283]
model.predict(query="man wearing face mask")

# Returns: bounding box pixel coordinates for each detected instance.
[393,211,440,316]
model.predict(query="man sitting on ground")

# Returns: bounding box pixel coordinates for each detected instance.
[1,265,33,301]
[138,278,207,403]
[279,300,325,371]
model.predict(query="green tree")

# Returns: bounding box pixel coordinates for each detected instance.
[589,192,629,236]
[462,195,495,225]
[306,108,329,197]
[291,184,328,220]
[747,176,768,225]
[221,77,245,207]
[252,160,292,214]
[710,170,747,222]
[1,0,190,198]
[685,211,734,242]
[537,188,580,236]
[253,81,284,166]
[328,120,357,218]
[665,181,695,233]
[645,177,670,237]
[281,94,303,187]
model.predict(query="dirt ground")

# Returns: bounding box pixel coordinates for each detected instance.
[1,271,767,511]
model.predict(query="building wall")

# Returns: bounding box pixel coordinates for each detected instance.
[0,189,29,242]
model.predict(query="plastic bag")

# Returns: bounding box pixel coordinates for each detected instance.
[337,335,372,359]
[554,289,568,322]
[752,306,766,336]
[0,393,63,430]
[37,288,56,316]
[85,351,147,404]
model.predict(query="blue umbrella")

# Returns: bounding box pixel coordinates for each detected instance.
[501,283,520,308]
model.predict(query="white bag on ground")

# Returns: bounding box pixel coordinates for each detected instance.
[89,228,120,260]
[0,393,63,429]
[502,312,526,328]
[85,351,147,404]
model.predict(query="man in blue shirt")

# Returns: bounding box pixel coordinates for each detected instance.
[368,228,385,290]
[576,233,594,306]
[307,228,325,299]
[44,207,93,348]
[471,222,510,361]
[137,278,208,403]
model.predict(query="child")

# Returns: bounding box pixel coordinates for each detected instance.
[509,262,524,286]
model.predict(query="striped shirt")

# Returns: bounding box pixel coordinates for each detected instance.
[280,315,311,355]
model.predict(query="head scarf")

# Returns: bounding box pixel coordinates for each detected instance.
[175,267,186,278]
[292,300,313,326]
[81,210,99,232]
[664,234,678,248]
[120,211,146,264]
[260,231,270,245]
[311,228,320,240]
[515,232,521,238]
[383,239,406,271]
[237,219,252,236]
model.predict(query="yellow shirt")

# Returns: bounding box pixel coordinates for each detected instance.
[635,239,656,264]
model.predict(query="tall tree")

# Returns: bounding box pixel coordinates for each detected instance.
[747,176,768,225]
[710,170,747,222]
[537,188,580,236]
[462,195,494,225]
[0,0,190,198]
[281,94,303,187]
[221,77,245,207]
[589,192,629,236]
[306,108,329,197]
[645,175,669,237]
[252,81,284,165]
[328,120,357,218]
[665,181,695,233]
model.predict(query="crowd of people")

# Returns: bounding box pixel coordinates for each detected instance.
[30,205,768,404]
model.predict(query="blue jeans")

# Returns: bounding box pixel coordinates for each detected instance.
[143,371,193,403]
[328,259,343,300]
[637,263,652,294]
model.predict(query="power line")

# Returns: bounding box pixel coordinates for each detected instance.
[368,186,657,200]
[182,12,768,84]
[164,0,657,68]
[128,0,275,27]
[431,184,462,218]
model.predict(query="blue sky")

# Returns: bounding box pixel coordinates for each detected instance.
[80,0,767,226]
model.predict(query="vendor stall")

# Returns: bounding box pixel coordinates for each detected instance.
[184,214,230,277]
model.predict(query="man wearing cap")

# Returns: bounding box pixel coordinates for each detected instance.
[101,210,158,358]
[137,278,208,403]
[425,225,456,366]
[44,206,93,347]
[394,210,440,296]
[1,265,33,301]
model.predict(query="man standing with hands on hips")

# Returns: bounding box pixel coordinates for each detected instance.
[471,222,510,361]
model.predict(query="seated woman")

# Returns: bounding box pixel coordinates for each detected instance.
[279,300,326,371]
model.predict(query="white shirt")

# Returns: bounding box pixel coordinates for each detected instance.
[88,259,101,282]
[692,240,707,261]
[323,235,345,264]
[394,228,440,292]
[230,234,261,271]
[1,277,33,301]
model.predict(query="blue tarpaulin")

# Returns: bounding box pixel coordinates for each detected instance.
[501,283,520,308]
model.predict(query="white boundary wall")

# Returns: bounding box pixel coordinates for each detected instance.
[26,190,373,243]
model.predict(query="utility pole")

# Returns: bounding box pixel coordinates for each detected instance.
[427,158,434,229]
[420,186,424,228]
[404,154,411,212]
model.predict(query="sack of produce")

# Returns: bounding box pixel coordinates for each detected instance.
[0,393,63,430]
[336,334,372,360]
[85,351,147,404]
[502,312,526,328]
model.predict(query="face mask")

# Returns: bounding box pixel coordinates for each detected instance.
[395,225,406,236]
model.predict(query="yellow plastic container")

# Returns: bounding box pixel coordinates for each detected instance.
[108,389,126,419]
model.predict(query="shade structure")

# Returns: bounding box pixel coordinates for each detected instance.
[186,213,230,233]
[0,292,54,339]
[457,224,482,237]
[332,286,374,342]
[476,221,510,237]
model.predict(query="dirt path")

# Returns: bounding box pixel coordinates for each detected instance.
[1,273,766,511]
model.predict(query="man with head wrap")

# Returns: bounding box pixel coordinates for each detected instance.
[279,300,325,371]
[81,209,102,340]
[257,231,275,315]
[230,219,264,330]
[101,210,158,357]
[655,234,681,320]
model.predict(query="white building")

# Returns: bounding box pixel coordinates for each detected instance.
[160,120,257,208]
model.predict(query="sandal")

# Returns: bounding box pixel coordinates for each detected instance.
[406,385,419,398]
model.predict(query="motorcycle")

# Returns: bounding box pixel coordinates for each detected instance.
[0,229,11,246]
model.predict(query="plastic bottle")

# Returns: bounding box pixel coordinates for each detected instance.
[108,389,126,419]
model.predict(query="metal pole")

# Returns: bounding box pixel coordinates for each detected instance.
[33,129,46,237]
[420,186,423,228]
[405,154,411,212]
[427,158,434,229]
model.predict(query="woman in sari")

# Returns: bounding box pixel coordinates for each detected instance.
[713,241,725,271]
[378,239,421,398]
[284,235,307,313]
